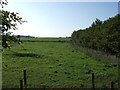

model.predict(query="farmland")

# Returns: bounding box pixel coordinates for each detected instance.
[2,38,118,88]
[20,37,71,42]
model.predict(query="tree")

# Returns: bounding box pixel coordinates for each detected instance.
[0,0,26,48]
[94,18,102,25]
[71,15,120,57]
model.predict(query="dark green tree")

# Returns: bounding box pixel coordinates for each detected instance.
[71,15,120,57]
[94,18,102,25]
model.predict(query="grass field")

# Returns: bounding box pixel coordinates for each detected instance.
[20,37,71,41]
[2,38,118,88]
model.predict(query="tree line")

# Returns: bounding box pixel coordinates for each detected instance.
[71,15,120,57]
[16,35,35,38]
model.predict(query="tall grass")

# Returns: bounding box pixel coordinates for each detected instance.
[71,41,120,88]
[71,41,119,64]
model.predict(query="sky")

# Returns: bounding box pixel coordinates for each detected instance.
[3,0,119,37]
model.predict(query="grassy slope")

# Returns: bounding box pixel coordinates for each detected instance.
[2,38,118,88]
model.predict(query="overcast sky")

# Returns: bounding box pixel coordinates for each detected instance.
[3,0,118,37]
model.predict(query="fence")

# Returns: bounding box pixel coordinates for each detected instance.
[20,70,27,90]
[19,70,116,90]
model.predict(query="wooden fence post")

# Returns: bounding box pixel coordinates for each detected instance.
[20,80,23,90]
[91,72,95,90]
[111,81,114,89]
[24,70,27,86]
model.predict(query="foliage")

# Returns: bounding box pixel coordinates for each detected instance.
[0,0,26,48]
[71,15,120,57]
[0,0,8,8]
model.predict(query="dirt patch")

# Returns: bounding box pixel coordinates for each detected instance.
[14,53,42,58]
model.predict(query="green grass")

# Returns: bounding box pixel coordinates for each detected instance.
[2,38,118,88]
[20,37,71,41]
[72,42,118,64]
